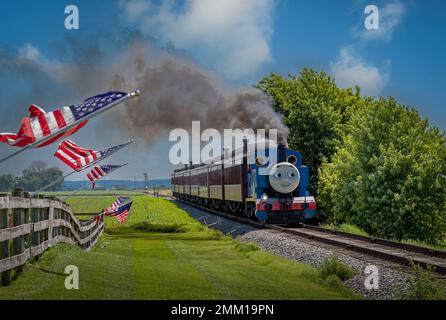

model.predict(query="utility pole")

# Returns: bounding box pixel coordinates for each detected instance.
[144,172,148,190]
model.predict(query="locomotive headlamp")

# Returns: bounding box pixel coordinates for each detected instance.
[255,156,266,166]
[261,193,269,203]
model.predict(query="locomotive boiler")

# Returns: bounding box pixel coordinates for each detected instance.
[171,141,316,224]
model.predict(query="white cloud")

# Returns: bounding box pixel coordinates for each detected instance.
[18,44,75,82]
[333,1,407,96]
[358,0,407,41]
[18,44,58,70]
[19,44,41,61]
[119,0,150,20]
[120,0,274,79]
[330,47,389,96]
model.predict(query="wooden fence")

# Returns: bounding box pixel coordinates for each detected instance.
[0,189,104,286]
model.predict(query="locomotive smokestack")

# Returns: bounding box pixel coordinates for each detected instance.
[278,143,287,162]
[278,142,288,149]
[278,133,289,149]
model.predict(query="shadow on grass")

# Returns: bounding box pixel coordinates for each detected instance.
[105,232,223,241]
[133,222,189,233]
[36,267,67,277]
[106,222,189,234]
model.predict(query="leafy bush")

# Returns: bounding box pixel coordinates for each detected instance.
[323,274,347,291]
[319,97,446,244]
[259,68,446,244]
[234,240,259,253]
[396,262,446,300]
[319,256,357,281]
[257,69,364,196]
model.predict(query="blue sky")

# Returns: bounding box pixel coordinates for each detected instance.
[0,0,444,181]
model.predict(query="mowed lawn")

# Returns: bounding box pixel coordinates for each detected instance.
[0,196,360,300]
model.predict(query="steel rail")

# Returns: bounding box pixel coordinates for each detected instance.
[170,196,446,275]
[299,224,446,259]
[269,225,446,275]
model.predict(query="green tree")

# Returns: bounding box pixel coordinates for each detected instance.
[319,97,446,244]
[15,161,64,191]
[257,69,365,191]
[0,174,15,192]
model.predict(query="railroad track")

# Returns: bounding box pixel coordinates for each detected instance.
[269,224,446,275]
[151,194,446,275]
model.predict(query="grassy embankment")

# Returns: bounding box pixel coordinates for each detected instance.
[0,194,360,300]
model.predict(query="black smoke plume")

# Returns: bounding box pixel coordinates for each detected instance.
[1,33,289,153]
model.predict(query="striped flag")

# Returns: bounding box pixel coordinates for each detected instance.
[112,202,133,224]
[95,213,105,225]
[0,91,132,148]
[87,164,127,189]
[105,196,130,215]
[54,140,133,172]
[54,140,100,171]
[33,140,133,195]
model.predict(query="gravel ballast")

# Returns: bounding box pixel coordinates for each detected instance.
[239,229,410,300]
[175,201,411,300]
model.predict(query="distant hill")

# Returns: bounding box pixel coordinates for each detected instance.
[63,179,171,190]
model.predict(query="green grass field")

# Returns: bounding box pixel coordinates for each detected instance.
[41,190,145,197]
[0,196,360,300]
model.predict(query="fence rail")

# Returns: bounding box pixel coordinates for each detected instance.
[0,189,104,286]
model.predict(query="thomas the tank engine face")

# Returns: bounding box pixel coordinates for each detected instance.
[268,162,300,194]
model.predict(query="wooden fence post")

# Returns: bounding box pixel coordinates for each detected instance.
[12,188,25,275]
[48,197,54,245]
[23,192,30,256]
[0,193,10,286]
[31,195,40,260]
[37,195,45,244]
[89,225,92,249]
[1,191,102,284]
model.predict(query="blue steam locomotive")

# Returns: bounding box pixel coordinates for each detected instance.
[171,142,316,224]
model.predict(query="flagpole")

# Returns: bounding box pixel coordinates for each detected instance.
[59,186,86,201]
[103,162,129,178]
[0,90,140,165]
[0,147,30,165]
[80,140,133,171]
[32,170,77,196]
[90,163,129,189]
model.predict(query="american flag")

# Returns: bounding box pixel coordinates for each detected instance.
[112,202,133,224]
[54,140,133,172]
[54,140,100,171]
[87,164,127,189]
[97,141,133,161]
[0,91,130,148]
[105,196,130,215]
[95,213,105,225]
